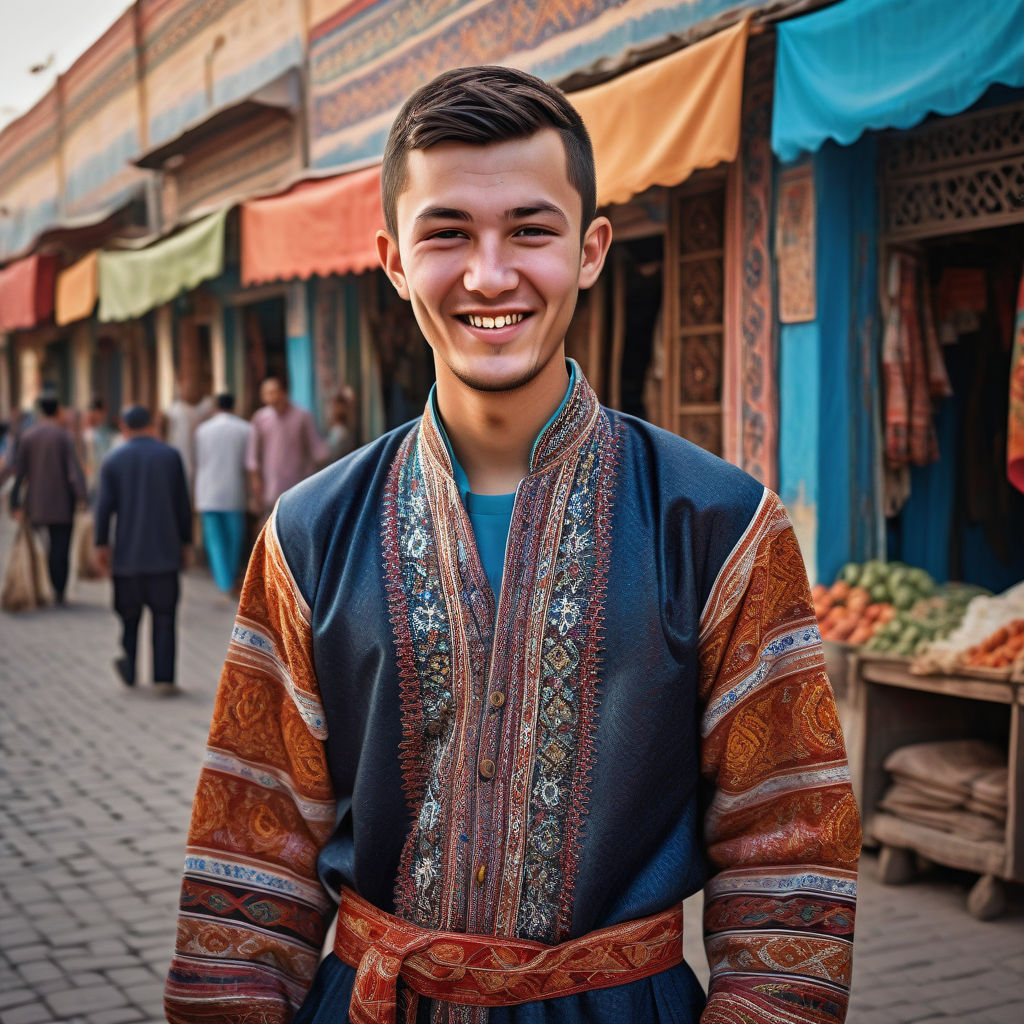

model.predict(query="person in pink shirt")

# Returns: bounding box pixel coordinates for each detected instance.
[245,377,328,519]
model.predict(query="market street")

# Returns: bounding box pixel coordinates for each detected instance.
[0,528,1020,1024]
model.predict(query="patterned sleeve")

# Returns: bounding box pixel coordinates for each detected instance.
[697,490,861,1024]
[165,511,337,1023]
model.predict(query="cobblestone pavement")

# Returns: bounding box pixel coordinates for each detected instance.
[1,528,1022,1023]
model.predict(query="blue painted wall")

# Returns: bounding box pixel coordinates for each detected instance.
[777,137,882,584]
[285,280,316,417]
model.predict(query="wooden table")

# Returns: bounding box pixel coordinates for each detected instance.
[846,651,1024,919]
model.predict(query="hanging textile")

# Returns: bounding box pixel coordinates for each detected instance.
[772,0,1024,161]
[0,255,57,331]
[569,15,750,207]
[240,166,383,286]
[97,208,228,322]
[55,250,99,326]
[1009,272,1024,494]
[882,252,952,472]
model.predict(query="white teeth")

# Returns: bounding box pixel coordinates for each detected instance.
[466,313,523,328]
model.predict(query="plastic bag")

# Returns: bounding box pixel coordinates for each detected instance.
[1,521,53,612]
[72,508,100,582]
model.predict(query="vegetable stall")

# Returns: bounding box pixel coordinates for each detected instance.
[815,563,1024,919]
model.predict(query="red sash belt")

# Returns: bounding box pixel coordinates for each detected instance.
[333,885,685,1024]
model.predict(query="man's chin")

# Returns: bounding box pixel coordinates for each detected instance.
[448,361,542,395]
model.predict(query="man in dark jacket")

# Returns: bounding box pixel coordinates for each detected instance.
[10,393,87,604]
[94,405,192,692]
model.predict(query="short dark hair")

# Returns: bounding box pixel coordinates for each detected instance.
[215,393,235,411]
[381,66,596,241]
[38,395,59,417]
[121,405,151,430]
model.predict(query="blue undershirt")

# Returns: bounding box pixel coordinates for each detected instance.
[428,363,576,599]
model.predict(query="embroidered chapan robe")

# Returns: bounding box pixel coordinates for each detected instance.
[165,369,860,1024]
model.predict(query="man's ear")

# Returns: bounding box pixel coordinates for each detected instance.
[578,215,613,290]
[376,229,410,300]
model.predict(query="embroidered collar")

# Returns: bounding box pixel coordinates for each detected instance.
[419,359,599,484]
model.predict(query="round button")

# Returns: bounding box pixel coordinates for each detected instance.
[488,691,505,709]
[479,758,496,779]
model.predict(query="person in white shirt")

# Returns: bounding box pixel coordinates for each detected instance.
[193,393,253,595]
[164,375,214,496]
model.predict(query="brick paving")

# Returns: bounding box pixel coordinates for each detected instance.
[1,521,1022,1023]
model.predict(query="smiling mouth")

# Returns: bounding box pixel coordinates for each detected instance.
[458,312,528,329]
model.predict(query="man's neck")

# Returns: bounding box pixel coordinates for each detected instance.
[434,358,570,495]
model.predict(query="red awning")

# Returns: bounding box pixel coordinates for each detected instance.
[241,165,383,286]
[0,254,57,331]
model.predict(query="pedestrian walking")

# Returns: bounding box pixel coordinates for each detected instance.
[8,393,87,605]
[94,406,192,693]
[165,67,860,1024]
[194,393,252,596]
[81,395,118,495]
[164,374,214,495]
[245,376,327,519]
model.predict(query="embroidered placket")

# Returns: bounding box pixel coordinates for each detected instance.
[387,370,619,961]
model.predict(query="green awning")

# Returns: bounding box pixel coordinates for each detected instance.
[97,208,228,321]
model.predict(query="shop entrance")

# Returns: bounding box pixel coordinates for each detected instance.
[881,98,1024,592]
[566,186,667,428]
[884,225,1024,592]
[239,295,286,417]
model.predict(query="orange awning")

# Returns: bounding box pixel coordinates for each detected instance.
[55,250,99,326]
[570,16,750,207]
[241,165,384,286]
[0,254,57,331]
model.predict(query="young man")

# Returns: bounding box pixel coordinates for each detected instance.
[166,67,859,1024]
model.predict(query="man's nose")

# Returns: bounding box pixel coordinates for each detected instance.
[463,239,517,296]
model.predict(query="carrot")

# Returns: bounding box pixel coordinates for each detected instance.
[849,625,873,645]
[846,587,871,614]
[982,627,1010,653]
[829,581,851,602]
[832,613,859,642]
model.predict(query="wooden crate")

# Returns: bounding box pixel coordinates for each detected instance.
[847,651,1023,919]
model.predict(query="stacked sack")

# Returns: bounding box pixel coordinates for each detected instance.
[878,739,1007,843]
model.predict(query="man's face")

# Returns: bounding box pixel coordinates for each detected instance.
[379,129,610,395]
[260,380,284,409]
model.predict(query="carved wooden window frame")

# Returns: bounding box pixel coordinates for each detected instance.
[882,100,1024,242]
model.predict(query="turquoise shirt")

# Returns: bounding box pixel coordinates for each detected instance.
[428,363,576,598]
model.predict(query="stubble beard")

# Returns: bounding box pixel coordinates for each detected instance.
[445,357,544,394]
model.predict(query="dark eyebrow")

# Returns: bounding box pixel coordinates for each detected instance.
[415,207,471,223]
[506,202,568,225]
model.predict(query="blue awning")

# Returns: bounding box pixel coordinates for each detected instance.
[772,0,1024,162]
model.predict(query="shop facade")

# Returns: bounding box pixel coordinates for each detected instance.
[771,0,1024,919]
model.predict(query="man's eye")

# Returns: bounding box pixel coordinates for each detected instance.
[516,226,553,237]
[431,229,465,240]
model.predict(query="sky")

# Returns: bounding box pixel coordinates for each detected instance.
[0,0,133,130]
